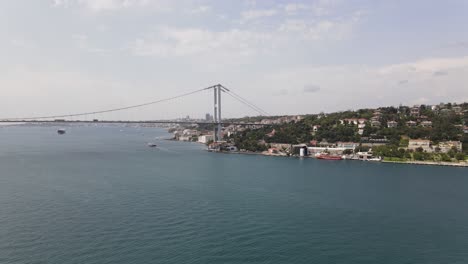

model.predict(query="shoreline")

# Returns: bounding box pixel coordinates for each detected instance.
[381,160,468,167]
[210,150,468,167]
[167,134,468,168]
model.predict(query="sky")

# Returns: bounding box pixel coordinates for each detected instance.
[1,0,468,120]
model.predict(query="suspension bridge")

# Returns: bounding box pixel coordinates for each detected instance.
[0,84,271,142]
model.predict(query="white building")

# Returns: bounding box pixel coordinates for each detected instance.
[198,134,214,144]
[408,139,433,152]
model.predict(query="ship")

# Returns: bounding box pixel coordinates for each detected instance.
[57,129,66,135]
[315,153,343,160]
[147,142,157,148]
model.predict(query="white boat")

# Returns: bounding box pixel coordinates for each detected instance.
[147,143,157,147]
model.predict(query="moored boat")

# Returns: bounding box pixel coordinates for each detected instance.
[315,153,343,160]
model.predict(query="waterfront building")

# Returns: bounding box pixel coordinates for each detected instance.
[437,141,463,153]
[308,147,346,155]
[178,136,192,141]
[408,139,433,152]
[357,151,375,160]
[336,142,359,150]
[198,134,214,144]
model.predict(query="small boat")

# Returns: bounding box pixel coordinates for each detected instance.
[57,129,66,135]
[147,143,157,148]
[315,153,343,160]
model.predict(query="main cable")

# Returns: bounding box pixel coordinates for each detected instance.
[220,86,270,116]
[223,90,269,116]
[1,86,214,120]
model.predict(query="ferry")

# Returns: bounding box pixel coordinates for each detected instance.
[315,153,343,160]
[57,129,66,135]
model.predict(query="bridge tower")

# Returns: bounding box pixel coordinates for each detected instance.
[213,84,223,142]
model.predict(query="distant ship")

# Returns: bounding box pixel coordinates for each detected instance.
[57,129,66,135]
[147,143,157,148]
[315,153,343,160]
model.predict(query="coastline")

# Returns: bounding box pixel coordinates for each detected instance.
[210,149,468,167]
[168,134,468,168]
[382,160,468,167]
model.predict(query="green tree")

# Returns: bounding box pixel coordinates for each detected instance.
[455,153,466,161]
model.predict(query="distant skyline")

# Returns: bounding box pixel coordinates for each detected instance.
[1,0,468,120]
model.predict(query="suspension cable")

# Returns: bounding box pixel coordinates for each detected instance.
[220,86,270,116]
[2,86,213,120]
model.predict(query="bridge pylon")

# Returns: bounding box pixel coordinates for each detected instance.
[212,84,223,142]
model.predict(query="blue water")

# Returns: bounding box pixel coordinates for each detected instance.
[1,126,468,264]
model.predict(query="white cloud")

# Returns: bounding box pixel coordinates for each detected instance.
[188,5,211,14]
[240,9,277,22]
[378,56,468,74]
[10,38,36,49]
[71,34,114,53]
[278,11,362,41]
[52,0,156,12]
[311,0,338,16]
[131,27,273,58]
[254,55,468,114]
[131,8,364,60]
[284,3,309,15]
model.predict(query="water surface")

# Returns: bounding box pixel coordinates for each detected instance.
[1,126,467,264]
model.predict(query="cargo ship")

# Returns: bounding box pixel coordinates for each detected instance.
[315,153,343,160]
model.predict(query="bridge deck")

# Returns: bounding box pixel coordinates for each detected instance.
[0,120,270,126]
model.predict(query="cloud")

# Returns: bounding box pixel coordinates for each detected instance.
[250,55,468,114]
[72,34,113,53]
[433,70,448,76]
[131,27,273,58]
[52,0,157,12]
[188,5,211,14]
[278,10,364,40]
[130,7,364,62]
[10,38,35,49]
[379,56,468,74]
[311,0,339,16]
[241,9,277,22]
[274,89,289,96]
[303,85,321,93]
[283,3,309,15]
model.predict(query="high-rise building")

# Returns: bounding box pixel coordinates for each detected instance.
[205,113,213,121]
